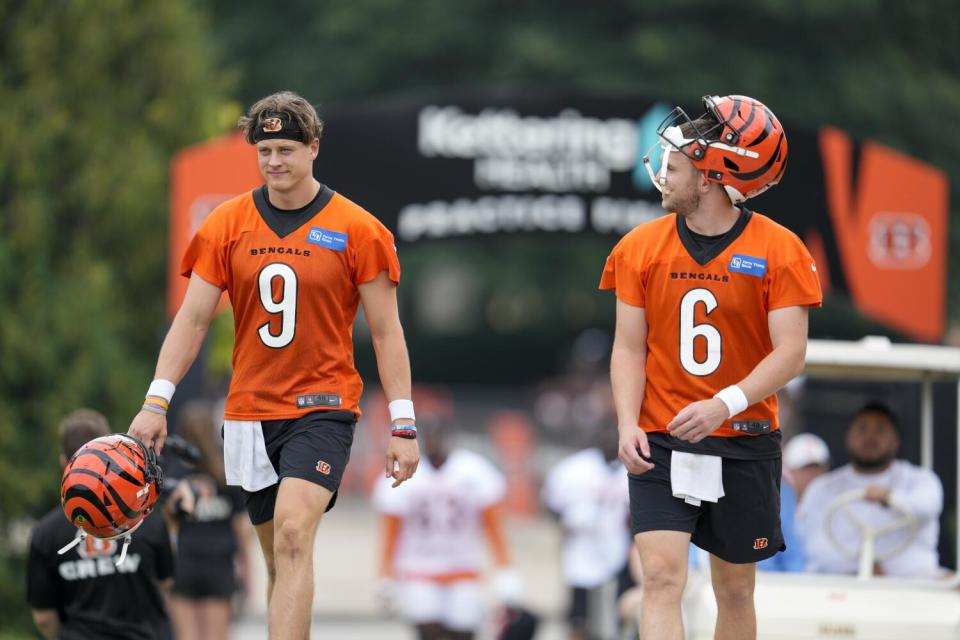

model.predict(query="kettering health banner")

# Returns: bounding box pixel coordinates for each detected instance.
[169,92,948,342]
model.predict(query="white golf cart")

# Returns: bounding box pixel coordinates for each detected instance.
[682,337,960,640]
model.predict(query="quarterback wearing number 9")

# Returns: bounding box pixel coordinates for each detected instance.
[127,91,419,639]
[600,95,821,639]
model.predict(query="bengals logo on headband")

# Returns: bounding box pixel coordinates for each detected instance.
[262,117,283,133]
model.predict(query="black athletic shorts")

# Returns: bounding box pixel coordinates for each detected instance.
[628,438,784,564]
[173,553,235,598]
[237,410,357,526]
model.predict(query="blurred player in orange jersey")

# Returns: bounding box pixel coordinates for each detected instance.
[127,90,419,638]
[373,418,523,640]
[600,95,822,639]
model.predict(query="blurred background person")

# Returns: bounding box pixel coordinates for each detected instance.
[541,428,631,640]
[783,432,831,500]
[758,432,830,573]
[26,409,174,640]
[797,401,944,577]
[373,414,524,640]
[164,400,252,640]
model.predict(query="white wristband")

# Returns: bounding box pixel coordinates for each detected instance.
[713,385,748,418]
[388,399,415,423]
[146,379,176,403]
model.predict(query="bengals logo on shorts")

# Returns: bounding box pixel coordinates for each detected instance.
[316,460,331,475]
[753,537,769,550]
[262,117,283,133]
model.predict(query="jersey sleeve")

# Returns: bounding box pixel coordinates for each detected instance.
[25,529,60,610]
[599,239,646,308]
[180,210,230,289]
[765,234,823,310]
[353,219,401,286]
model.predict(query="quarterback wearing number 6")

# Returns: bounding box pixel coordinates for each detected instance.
[600,95,821,640]
[127,91,419,639]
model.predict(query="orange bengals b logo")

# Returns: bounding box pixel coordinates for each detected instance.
[262,117,283,133]
[316,460,331,475]
[753,538,768,550]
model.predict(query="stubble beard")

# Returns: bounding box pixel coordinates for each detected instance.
[664,187,701,217]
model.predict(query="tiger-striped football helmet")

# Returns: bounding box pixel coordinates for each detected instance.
[60,434,162,539]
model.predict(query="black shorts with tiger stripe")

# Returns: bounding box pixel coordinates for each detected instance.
[628,437,784,564]
[235,410,357,526]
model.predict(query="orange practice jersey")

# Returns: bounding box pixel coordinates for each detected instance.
[600,210,822,438]
[181,186,400,420]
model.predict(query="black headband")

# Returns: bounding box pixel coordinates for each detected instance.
[252,111,305,143]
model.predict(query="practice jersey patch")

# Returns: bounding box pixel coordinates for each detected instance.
[307,227,348,252]
[728,254,767,277]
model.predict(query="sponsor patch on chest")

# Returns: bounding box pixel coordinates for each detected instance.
[728,254,767,277]
[307,227,348,252]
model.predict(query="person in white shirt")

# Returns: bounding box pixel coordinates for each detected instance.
[797,401,944,577]
[373,420,522,640]
[542,435,631,640]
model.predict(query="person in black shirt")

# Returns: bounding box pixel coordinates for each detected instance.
[26,408,175,640]
[165,401,251,640]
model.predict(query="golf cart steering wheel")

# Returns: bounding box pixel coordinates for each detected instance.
[824,488,918,579]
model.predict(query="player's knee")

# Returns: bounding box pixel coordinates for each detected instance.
[639,554,685,597]
[712,573,754,609]
[273,519,308,561]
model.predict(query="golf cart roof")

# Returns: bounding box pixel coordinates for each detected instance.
[806,337,960,381]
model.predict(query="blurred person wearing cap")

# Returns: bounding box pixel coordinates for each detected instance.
[797,401,944,577]
[758,433,830,573]
[783,432,830,499]
[373,417,526,640]
[125,90,419,637]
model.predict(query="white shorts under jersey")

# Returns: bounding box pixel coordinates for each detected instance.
[796,460,943,577]
[373,449,507,579]
[542,448,630,588]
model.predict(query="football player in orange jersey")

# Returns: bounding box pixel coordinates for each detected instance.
[127,91,419,638]
[600,95,822,639]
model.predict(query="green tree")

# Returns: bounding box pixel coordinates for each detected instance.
[0,0,234,631]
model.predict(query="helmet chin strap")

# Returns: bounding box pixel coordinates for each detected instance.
[58,517,146,567]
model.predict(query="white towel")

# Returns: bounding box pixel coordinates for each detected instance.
[222,420,279,492]
[670,451,724,506]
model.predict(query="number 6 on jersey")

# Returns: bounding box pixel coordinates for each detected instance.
[679,288,721,376]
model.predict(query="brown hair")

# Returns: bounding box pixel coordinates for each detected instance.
[59,409,111,459]
[238,90,324,144]
[679,115,721,141]
[177,400,226,487]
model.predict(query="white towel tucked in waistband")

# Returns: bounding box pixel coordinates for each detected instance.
[670,451,724,507]
[222,420,279,492]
